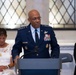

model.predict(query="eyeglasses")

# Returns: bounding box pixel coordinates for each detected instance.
[31,17,41,20]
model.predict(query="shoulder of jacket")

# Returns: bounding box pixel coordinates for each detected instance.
[18,26,28,30]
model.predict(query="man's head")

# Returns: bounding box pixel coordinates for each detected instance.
[28,9,41,28]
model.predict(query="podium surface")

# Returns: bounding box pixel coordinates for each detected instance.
[17,58,61,75]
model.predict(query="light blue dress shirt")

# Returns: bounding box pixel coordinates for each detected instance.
[30,25,40,42]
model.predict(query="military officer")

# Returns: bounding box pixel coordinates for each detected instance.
[12,9,60,64]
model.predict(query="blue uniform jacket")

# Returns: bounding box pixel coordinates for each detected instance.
[12,24,60,59]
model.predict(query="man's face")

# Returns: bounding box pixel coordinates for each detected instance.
[28,10,41,28]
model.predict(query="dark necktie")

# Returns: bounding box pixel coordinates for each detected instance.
[35,29,39,44]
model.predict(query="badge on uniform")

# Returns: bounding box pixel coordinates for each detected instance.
[25,46,28,50]
[44,31,48,34]
[22,42,28,44]
[46,44,49,48]
[44,33,51,41]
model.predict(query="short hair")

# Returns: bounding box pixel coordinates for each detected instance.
[0,28,7,36]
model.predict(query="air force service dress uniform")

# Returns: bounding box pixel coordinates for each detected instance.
[12,24,60,75]
[12,24,60,59]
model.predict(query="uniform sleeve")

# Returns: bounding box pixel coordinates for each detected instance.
[11,30,22,60]
[50,27,60,58]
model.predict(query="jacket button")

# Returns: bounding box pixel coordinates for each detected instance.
[36,54,39,56]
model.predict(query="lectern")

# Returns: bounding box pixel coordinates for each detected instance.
[16,58,61,75]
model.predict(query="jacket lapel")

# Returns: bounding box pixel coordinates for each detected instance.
[38,25,44,46]
[26,25,36,45]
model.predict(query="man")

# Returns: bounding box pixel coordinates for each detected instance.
[12,9,60,64]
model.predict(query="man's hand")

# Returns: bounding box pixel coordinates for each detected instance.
[14,55,19,64]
